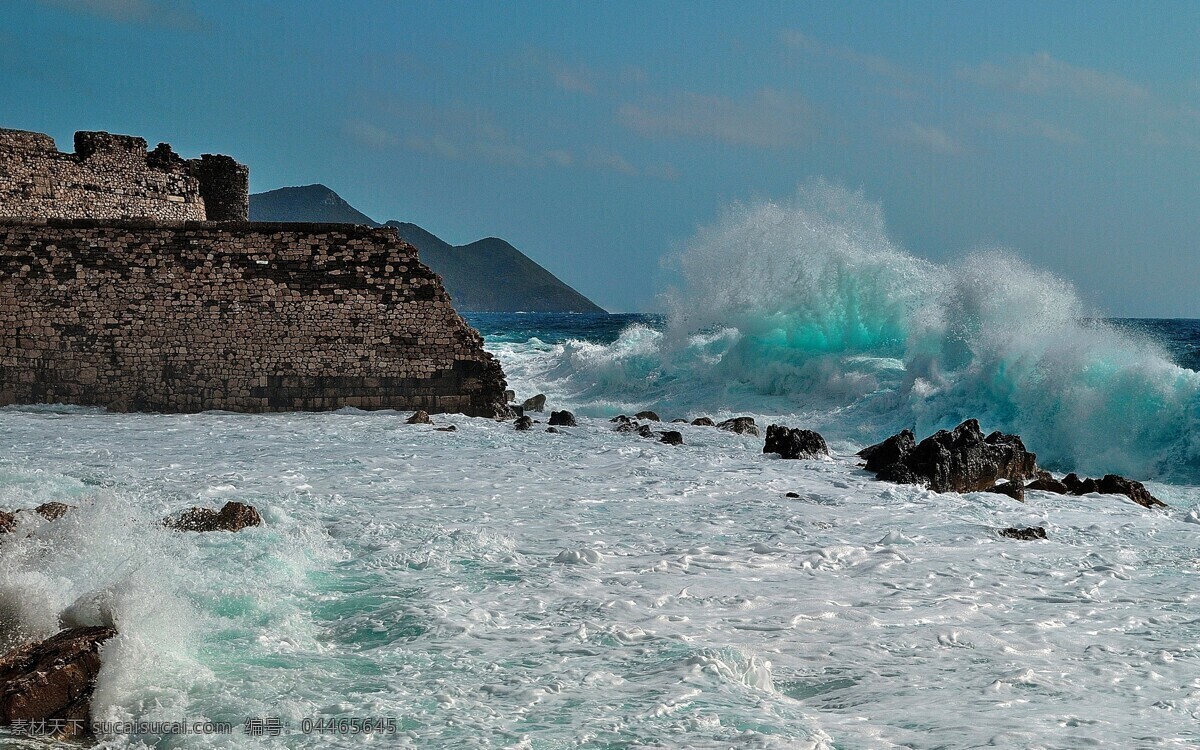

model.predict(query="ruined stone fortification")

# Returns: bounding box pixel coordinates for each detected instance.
[0,128,249,222]
[0,129,508,416]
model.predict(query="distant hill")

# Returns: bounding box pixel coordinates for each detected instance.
[249,185,605,313]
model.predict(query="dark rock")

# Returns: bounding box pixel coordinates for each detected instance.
[514,416,533,431]
[504,390,516,403]
[671,418,689,424]
[999,526,1047,541]
[545,427,561,434]
[985,481,1025,501]
[610,415,631,424]
[659,431,684,446]
[521,394,547,413]
[510,405,524,418]
[167,501,263,532]
[1025,472,1068,494]
[717,417,759,436]
[635,425,653,438]
[0,626,117,739]
[406,410,431,425]
[764,425,829,460]
[34,503,73,521]
[435,425,457,432]
[549,410,577,427]
[614,420,640,433]
[635,411,660,422]
[785,492,800,498]
[0,511,16,535]
[860,420,1038,493]
[691,417,715,427]
[1061,473,1165,509]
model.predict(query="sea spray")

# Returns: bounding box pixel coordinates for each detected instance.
[496,180,1200,481]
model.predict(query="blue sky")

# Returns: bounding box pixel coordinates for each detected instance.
[3,0,1199,315]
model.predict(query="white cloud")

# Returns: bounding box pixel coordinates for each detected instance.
[780,29,915,84]
[618,88,813,148]
[894,123,964,155]
[961,53,1149,103]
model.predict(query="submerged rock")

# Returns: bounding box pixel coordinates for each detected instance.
[521,394,547,412]
[545,427,561,434]
[0,626,117,739]
[167,501,262,532]
[859,420,1037,494]
[514,416,534,431]
[406,410,431,425]
[635,410,660,422]
[614,420,640,433]
[33,503,73,521]
[635,424,653,438]
[548,410,577,427]
[785,492,801,498]
[659,431,684,446]
[999,526,1047,541]
[717,417,759,436]
[435,425,457,432]
[690,417,715,427]
[764,425,828,460]
[670,418,689,424]
[610,415,631,424]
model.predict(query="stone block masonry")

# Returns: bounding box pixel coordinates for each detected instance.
[0,128,249,222]
[0,219,509,416]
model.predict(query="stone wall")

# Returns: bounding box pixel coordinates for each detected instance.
[0,219,508,416]
[0,129,249,222]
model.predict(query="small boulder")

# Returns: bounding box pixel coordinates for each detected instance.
[717,417,760,436]
[635,410,660,422]
[785,492,800,498]
[610,415,631,424]
[545,427,561,434]
[549,410,577,427]
[406,410,431,425]
[34,503,73,521]
[514,416,534,431]
[691,417,715,427]
[0,626,117,739]
[635,424,653,438]
[521,394,547,413]
[670,418,689,424]
[985,481,1025,502]
[614,420,640,433]
[167,501,263,532]
[659,431,684,446]
[1025,472,1068,494]
[999,526,1047,541]
[764,425,829,460]
[0,511,16,535]
[504,390,516,403]
[435,425,457,432]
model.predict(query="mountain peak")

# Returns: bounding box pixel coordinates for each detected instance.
[249,185,379,226]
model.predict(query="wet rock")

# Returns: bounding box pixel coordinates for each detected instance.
[985,481,1025,502]
[406,410,431,425]
[635,410,660,422]
[33,503,73,521]
[504,389,516,403]
[717,417,759,436]
[167,501,262,532]
[670,418,689,424]
[521,394,547,412]
[859,420,1038,494]
[610,415,631,424]
[1062,473,1166,509]
[435,425,457,432]
[0,511,16,535]
[635,424,653,438]
[545,427,561,434]
[514,416,533,431]
[999,526,1047,541]
[785,492,800,498]
[548,410,577,427]
[1025,472,1068,494]
[764,425,828,460]
[659,431,684,446]
[614,420,640,433]
[691,417,715,427]
[0,626,117,739]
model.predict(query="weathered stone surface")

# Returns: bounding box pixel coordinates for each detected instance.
[514,416,533,431]
[504,390,515,402]
[33,502,72,521]
[406,410,432,425]
[1062,473,1166,509]
[985,482,1025,501]
[764,425,828,460]
[548,410,576,427]
[167,501,262,532]
[1025,472,1069,494]
[0,625,117,739]
[859,420,1038,494]
[635,410,660,422]
[0,220,509,417]
[999,526,1047,541]
[690,417,715,427]
[717,417,759,436]
[0,511,15,534]
[521,394,546,412]
[659,431,683,446]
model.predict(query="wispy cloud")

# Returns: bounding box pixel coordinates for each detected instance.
[38,0,205,30]
[960,53,1149,103]
[618,88,813,148]
[342,120,399,150]
[894,122,964,155]
[780,29,916,84]
[979,114,1084,146]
